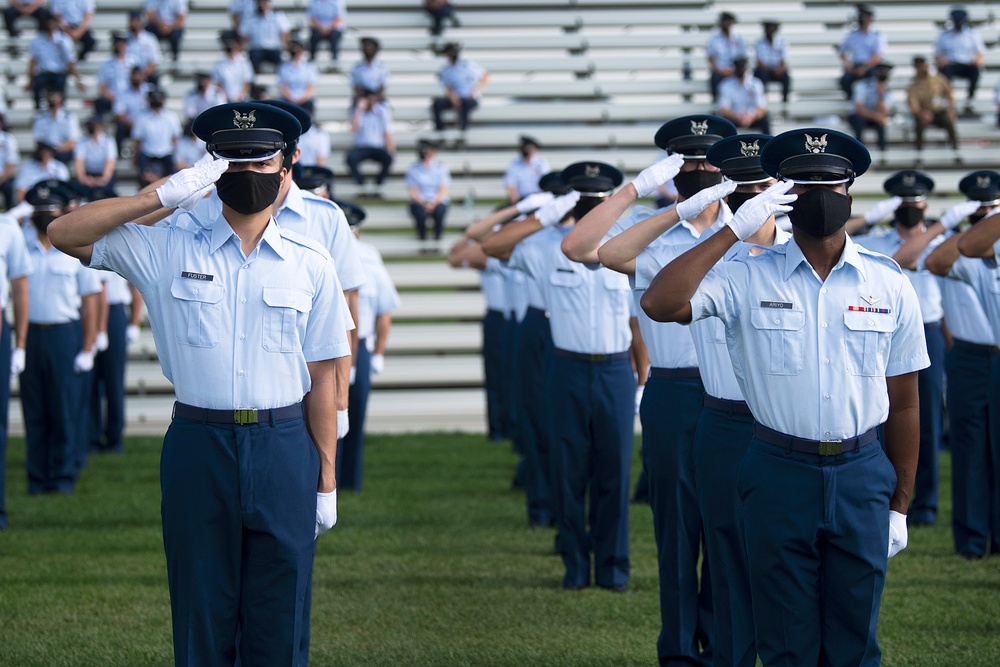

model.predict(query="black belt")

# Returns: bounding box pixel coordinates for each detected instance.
[753,423,878,457]
[553,348,629,363]
[29,321,77,329]
[953,338,999,354]
[527,306,546,316]
[172,401,304,425]
[703,394,753,416]
[650,367,700,379]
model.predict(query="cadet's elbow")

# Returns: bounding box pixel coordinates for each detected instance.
[559,235,580,261]
[480,240,508,261]
[640,291,668,322]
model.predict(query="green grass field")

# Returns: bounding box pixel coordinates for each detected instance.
[1,432,999,666]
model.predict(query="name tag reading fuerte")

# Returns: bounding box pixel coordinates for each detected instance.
[760,300,793,309]
[181,271,214,282]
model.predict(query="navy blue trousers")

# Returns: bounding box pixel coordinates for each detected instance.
[549,354,633,588]
[337,340,371,492]
[482,309,505,440]
[947,341,999,555]
[22,321,88,494]
[0,319,10,528]
[641,375,712,665]
[162,413,318,667]
[694,403,756,667]
[909,322,945,525]
[500,315,519,448]
[514,308,554,526]
[739,437,894,667]
[90,304,128,453]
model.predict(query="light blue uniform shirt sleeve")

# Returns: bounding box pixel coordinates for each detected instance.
[78,266,103,297]
[885,276,931,377]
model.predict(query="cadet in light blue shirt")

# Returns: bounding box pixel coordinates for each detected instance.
[73,117,118,199]
[346,93,394,189]
[753,20,790,103]
[32,90,80,164]
[838,4,886,97]
[848,64,892,151]
[240,0,291,73]
[26,12,81,109]
[432,43,489,131]
[642,128,928,667]
[350,37,389,103]
[145,0,188,61]
[213,36,255,102]
[406,140,451,241]
[307,0,345,62]
[706,11,748,101]
[716,58,770,134]
[95,34,136,119]
[14,143,71,201]
[131,90,181,187]
[503,135,550,202]
[50,0,95,60]
[278,40,319,114]
[126,10,162,84]
[934,8,985,109]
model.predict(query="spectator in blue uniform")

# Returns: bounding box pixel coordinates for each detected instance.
[307,0,345,65]
[431,42,489,133]
[25,10,83,109]
[934,7,985,116]
[838,4,887,98]
[406,139,450,242]
[50,0,96,61]
[145,0,187,62]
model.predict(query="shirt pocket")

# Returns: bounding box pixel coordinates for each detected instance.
[750,307,805,376]
[170,277,224,348]
[706,316,727,345]
[843,310,895,377]
[262,286,313,354]
[602,269,631,315]
[548,269,585,312]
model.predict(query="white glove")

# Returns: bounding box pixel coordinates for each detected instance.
[155,158,229,209]
[370,353,385,375]
[888,510,908,558]
[176,184,216,212]
[125,324,140,344]
[675,180,738,221]
[940,200,983,231]
[7,200,34,221]
[634,385,644,415]
[349,365,356,385]
[10,347,25,376]
[94,332,109,352]
[73,350,95,373]
[337,408,349,439]
[631,153,685,198]
[536,191,580,227]
[515,191,555,214]
[315,489,337,539]
[727,180,797,241]
[863,196,903,224]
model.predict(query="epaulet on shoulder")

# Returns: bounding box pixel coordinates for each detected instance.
[280,228,333,260]
[856,244,905,275]
[300,190,342,211]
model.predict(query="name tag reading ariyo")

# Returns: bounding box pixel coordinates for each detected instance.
[760,300,793,309]
[181,271,214,282]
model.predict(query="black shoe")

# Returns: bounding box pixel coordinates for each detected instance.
[961,551,984,561]
[599,584,629,594]
[561,583,588,591]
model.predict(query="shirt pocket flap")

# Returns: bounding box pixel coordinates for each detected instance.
[750,307,804,331]
[262,286,312,313]
[170,277,224,304]
[602,270,631,291]
[843,310,895,333]
[549,269,582,288]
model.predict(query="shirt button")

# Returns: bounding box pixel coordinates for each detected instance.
[192,289,199,295]
[824,394,831,400]
[825,431,831,437]
[239,333,246,340]
[824,358,830,364]
[822,322,828,328]
[243,265,249,270]
[288,296,294,303]
[238,370,245,377]
[241,297,247,304]
[869,319,875,326]
[821,288,827,294]
[774,318,780,324]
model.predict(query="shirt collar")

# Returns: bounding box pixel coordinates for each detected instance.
[209,215,287,259]
[276,180,306,221]
[782,234,868,282]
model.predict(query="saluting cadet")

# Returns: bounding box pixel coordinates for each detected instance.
[564,115,737,666]
[642,128,929,666]
[854,171,946,528]
[21,180,101,495]
[484,162,634,592]
[49,101,351,666]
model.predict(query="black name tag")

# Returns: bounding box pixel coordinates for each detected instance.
[181,271,214,281]
[556,268,575,273]
[760,300,793,309]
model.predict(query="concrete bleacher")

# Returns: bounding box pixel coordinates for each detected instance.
[2,0,998,435]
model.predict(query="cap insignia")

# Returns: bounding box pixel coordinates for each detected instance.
[233,109,256,130]
[37,186,50,199]
[977,175,992,189]
[902,174,916,186]
[584,164,600,178]
[804,133,828,153]
[690,120,708,136]
[739,140,760,157]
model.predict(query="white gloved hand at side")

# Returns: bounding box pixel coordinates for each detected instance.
[631,153,685,198]
[337,408,349,439]
[94,332,109,352]
[370,353,385,375]
[863,196,903,224]
[888,510,908,558]
[940,200,983,231]
[349,365,356,386]
[10,347,25,376]
[536,191,581,227]
[516,191,555,214]
[727,180,797,241]
[634,385,644,415]
[7,200,34,221]
[125,324,141,344]
[315,489,337,539]
[155,158,229,209]
[73,350,95,373]
[675,180,738,221]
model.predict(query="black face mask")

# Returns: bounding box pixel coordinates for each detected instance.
[32,212,58,235]
[216,170,281,215]
[786,188,852,238]
[673,169,723,199]
[572,196,605,220]
[969,213,987,225]
[893,206,924,229]
[725,191,759,214]
[520,148,531,158]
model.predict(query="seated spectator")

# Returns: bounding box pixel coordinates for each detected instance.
[278,39,318,114]
[431,43,488,133]
[406,139,450,242]
[308,0,345,66]
[95,32,135,120]
[908,56,958,153]
[424,0,458,38]
[848,62,892,153]
[228,0,253,32]
[183,71,226,120]
[838,4,886,99]
[503,135,549,202]
[25,10,83,109]
[212,34,255,102]
[145,0,188,63]
[33,89,81,164]
[73,117,117,199]
[706,11,747,103]
[297,107,329,168]
[0,114,18,210]
[934,7,985,116]
[346,89,395,196]
[4,0,45,39]
[173,119,206,169]
[717,57,771,134]
[350,37,389,106]
[240,0,290,74]
[754,20,790,104]
[131,89,180,187]
[14,142,70,202]
[249,83,269,101]
[51,0,96,61]
[126,9,162,86]
[113,67,152,155]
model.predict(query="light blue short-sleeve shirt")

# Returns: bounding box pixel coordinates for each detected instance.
[0,216,34,310]
[26,234,102,324]
[406,159,451,204]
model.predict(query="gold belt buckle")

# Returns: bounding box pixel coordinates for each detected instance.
[818,440,843,456]
[589,353,605,362]
[234,408,259,425]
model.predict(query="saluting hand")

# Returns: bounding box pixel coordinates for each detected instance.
[632,153,685,198]
[155,157,230,209]
[536,191,580,227]
[727,179,796,241]
[863,196,902,225]
[515,191,555,214]
[675,179,737,220]
[940,200,983,231]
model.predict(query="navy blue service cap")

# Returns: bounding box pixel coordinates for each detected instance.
[333,200,367,227]
[958,170,1000,205]
[561,161,624,196]
[25,179,72,210]
[193,102,302,162]
[256,98,312,137]
[538,171,569,195]
[760,127,871,184]
[706,133,774,184]
[295,165,334,192]
[883,170,934,201]
[654,115,737,158]
[951,8,969,22]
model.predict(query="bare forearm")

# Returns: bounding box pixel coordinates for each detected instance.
[48,190,163,261]
[562,184,637,263]
[641,227,737,322]
[80,293,98,352]
[463,203,519,242]
[374,313,391,354]
[347,289,359,359]
[883,374,920,514]
[958,215,1000,258]
[129,285,143,325]
[481,217,542,261]
[10,278,28,349]
[334,354,351,411]
[598,206,682,274]
[305,360,338,493]
[925,233,962,276]
[893,225,943,269]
